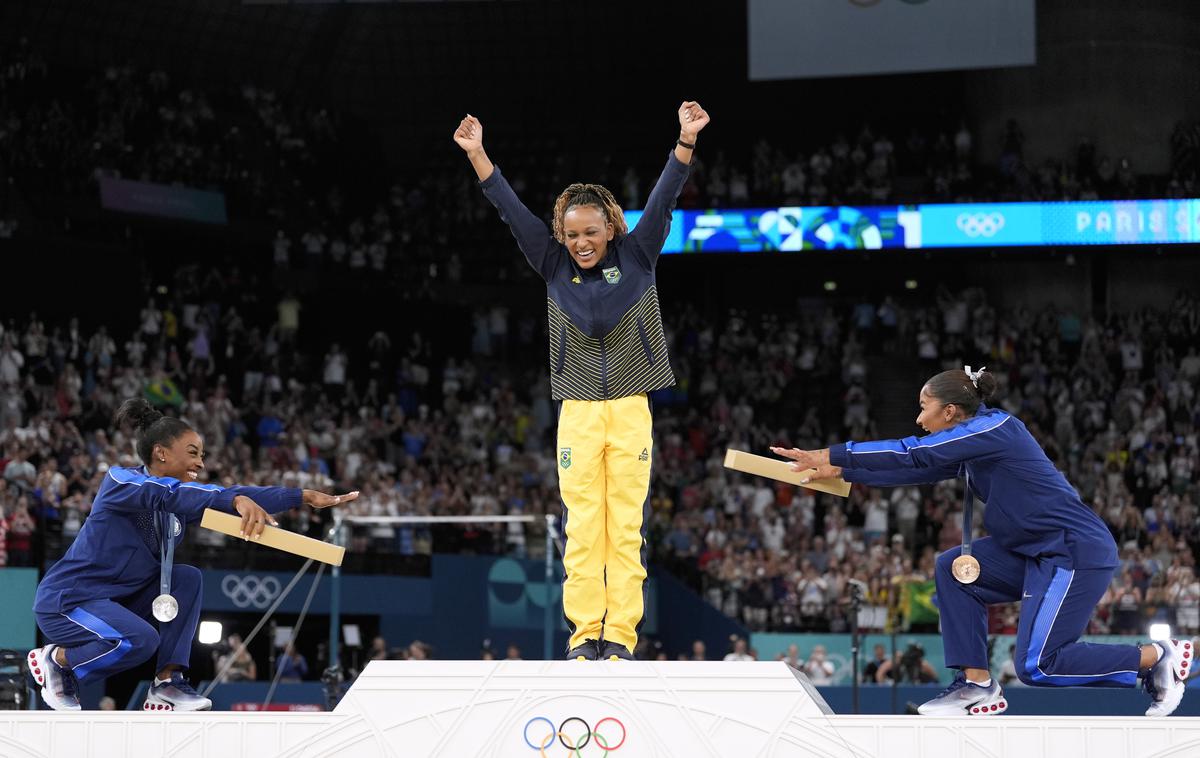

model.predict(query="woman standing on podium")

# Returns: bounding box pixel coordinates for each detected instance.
[30,398,357,711]
[454,102,709,661]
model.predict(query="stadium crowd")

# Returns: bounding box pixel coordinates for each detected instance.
[2,284,1197,641]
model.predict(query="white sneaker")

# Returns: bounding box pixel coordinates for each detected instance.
[917,674,1008,716]
[143,673,212,711]
[28,645,81,711]
[1145,639,1193,717]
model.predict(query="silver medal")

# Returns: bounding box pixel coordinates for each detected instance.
[152,593,179,622]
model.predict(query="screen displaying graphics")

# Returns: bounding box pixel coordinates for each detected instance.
[623,199,1200,254]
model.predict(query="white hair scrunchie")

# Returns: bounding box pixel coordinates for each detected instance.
[964,365,986,388]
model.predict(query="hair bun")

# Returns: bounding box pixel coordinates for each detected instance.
[114,397,163,432]
[974,371,998,402]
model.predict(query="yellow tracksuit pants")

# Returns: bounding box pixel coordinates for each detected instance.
[557,394,652,653]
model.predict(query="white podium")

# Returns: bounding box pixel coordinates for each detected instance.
[1,661,1198,758]
[331,660,834,757]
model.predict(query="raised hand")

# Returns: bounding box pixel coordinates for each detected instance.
[678,101,710,139]
[453,114,484,153]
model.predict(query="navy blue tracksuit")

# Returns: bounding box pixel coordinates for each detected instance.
[830,406,1141,687]
[34,467,300,680]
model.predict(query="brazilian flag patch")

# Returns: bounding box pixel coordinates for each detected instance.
[602,266,621,285]
[559,448,572,469]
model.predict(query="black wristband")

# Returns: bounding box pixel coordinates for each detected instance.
[676,138,696,150]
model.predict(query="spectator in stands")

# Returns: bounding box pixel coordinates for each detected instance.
[5,497,34,566]
[369,636,389,661]
[801,644,835,685]
[276,642,308,683]
[862,644,889,684]
[723,637,753,662]
[216,634,257,682]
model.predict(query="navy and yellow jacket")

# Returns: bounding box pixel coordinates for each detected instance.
[481,154,689,401]
[829,406,1118,570]
[34,466,301,613]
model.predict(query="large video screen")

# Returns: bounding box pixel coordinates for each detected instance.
[624,199,1200,253]
[748,0,1036,80]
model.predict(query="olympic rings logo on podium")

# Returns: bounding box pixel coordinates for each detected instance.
[955,212,1006,238]
[221,575,282,609]
[523,716,627,756]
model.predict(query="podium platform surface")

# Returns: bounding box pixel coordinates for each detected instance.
[2,661,1198,758]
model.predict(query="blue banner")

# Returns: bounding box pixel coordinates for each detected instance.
[625,198,1200,252]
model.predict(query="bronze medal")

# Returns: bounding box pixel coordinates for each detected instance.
[952,554,981,584]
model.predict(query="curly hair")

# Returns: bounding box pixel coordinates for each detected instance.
[551,183,628,244]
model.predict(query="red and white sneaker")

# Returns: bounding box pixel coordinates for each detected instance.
[1145,638,1192,717]
[143,672,212,712]
[28,645,81,711]
[917,673,1007,716]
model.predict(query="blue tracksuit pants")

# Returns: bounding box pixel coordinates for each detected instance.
[34,564,202,681]
[934,538,1141,686]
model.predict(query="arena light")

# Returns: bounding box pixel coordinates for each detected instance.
[823,280,838,292]
[198,621,223,645]
[1148,623,1171,641]
[905,279,919,290]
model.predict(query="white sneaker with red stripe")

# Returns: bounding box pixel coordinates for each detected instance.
[1145,638,1192,717]
[28,645,81,711]
[917,673,1008,716]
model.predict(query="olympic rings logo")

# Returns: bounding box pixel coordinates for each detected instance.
[523,716,627,756]
[956,212,1006,238]
[220,575,282,609]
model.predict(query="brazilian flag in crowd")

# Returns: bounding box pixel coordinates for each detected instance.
[145,377,184,408]
[901,579,939,628]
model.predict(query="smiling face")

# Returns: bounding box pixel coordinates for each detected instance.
[562,205,614,269]
[916,385,965,434]
[152,429,206,482]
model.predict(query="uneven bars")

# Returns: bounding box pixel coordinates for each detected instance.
[343,515,538,525]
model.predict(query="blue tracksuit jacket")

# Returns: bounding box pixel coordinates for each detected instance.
[828,405,1118,569]
[34,466,301,613]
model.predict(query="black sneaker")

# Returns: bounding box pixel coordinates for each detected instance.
[599,641,635,661]
[566,639,600,661]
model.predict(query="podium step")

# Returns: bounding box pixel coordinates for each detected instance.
[2,661,1198,757]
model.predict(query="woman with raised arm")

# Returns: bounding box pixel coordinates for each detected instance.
[30,398,358,711]
[454,102,709,661]
[772,367,1189,717]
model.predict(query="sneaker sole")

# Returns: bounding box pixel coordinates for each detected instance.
[1175,639,1192,680]
[968,699,1008,715]
[144,698,212,712]
[28,650,46,688]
